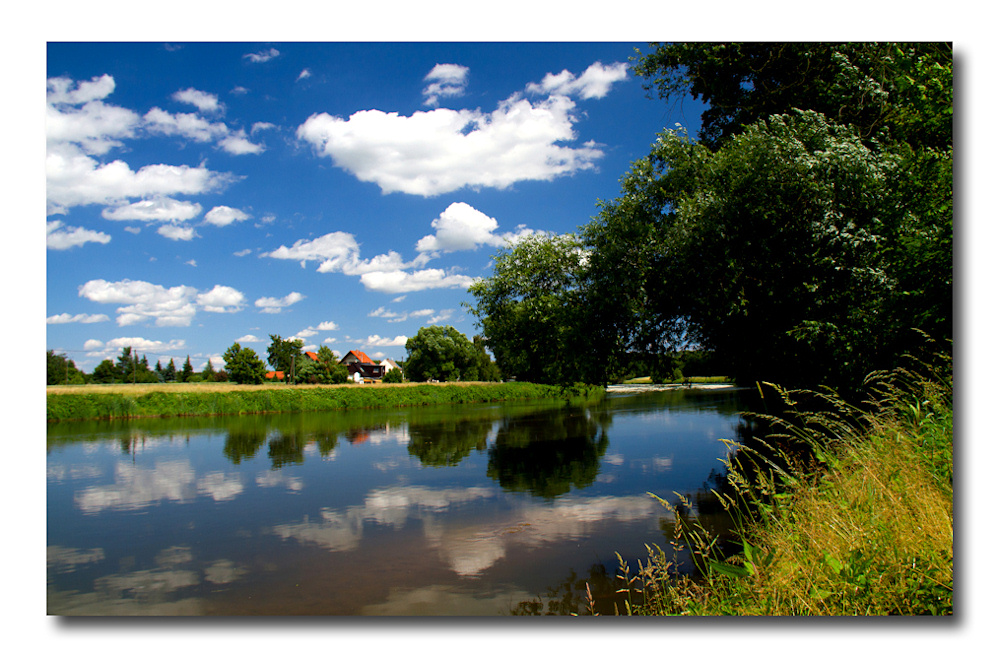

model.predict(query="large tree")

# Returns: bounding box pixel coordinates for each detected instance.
[47,350,85,385]
[223,343,267,385]
[580,42,952,391]
[403,326,479,382]
[267,334,304,384]
[466,233,603,384]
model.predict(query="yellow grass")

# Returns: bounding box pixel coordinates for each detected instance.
[46,380,501,396]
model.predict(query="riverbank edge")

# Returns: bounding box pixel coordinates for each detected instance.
[46,381,605,422]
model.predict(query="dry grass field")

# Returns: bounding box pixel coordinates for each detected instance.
[46,381,495,396]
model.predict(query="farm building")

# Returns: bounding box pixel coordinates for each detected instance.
[340,350,385,382]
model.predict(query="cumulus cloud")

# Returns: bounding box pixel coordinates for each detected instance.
[45,74,240,216]
[143,107,230,143]
[46,143,236,215]
[46,220,111,250]
[297,69,312,82]
[46,75,140,155]
[78,278,247,326]
[84,336,187,359]
[526,61,630,99]
[235,334,264,343]
[416,202,538,253]
[254,291,305,314]
[219,130,265,155]
[196,285,246,313]
[369,307,434,323]
[365,335,408,347]
[316,321,339,331]
[156,224,196,241]
[204,206,251,227]
[244,48,280,63]
[422,63,469,106]
[171,88,223,114]
[101,197,202,222]
[296,93,602,197]
[358,268,475,294]
[46,312,110,324]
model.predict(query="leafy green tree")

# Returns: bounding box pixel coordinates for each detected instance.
[575,42,952,392]
[465,234,603,384]
[47,350,85,385]
[223,343,267,385]
[403,326,479,382]
[267,334,304,384]
[382,368,403,383]
[631,42,952,152]
[473,336,502,382]
[91,359,118,384]
[202,358,216,380]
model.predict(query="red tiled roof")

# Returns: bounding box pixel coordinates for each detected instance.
[347,350,374,364]
[265,371,285,380]
[304,351,318,361]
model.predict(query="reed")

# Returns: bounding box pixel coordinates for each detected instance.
[611,349,953,616]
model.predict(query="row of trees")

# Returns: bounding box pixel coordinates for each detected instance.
[466,43,952,393]
[49,325,503,387]
[46,348,225,386]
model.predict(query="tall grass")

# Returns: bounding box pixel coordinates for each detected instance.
[609,350,953,616]
[47,381,605,422]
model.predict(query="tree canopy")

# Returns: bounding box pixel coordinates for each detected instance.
[223,343,267,385]
[404,326,480,382]
[466,42,952,393]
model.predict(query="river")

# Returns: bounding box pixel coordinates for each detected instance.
[46,386,750,615]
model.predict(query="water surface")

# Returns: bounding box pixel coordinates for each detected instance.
[47,388,749,615]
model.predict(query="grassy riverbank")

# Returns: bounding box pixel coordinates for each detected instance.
[46,381,603,422]
[612,357,953,616]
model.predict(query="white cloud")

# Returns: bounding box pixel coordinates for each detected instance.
[358,268,475,294]
[171,88,222,114]
[143,107,230,143]
[296,93,602,197]
[526,61,630,100]
[244,48,280,63]
[46,143,236,215]
[196,285,246,313]
[316,321,339,331]
[297,69,312,82]
[204,206,251,227]
[156,224,196,241]
[415,202,538,253]
[78,279,246,327]
[365,335,408,347]
[422,63,469,106]
[235,334,263,343]
[251,122,276,134]
[46,75,140,156]
[219,130,265,155]
[233,248,253,257]
[46,312,110,324]
[254,292,305,314]
[46,220,111,250]
[101,197,202,222]
[84,336,187,359]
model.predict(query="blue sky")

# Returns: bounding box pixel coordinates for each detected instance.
[46,42,705,372]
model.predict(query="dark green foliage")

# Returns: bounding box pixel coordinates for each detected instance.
[468,43,951,392]
[404,325,480,382]
[223,343,267,385]
[47,350,85,385]
[382,368,404,383]
[180,356,194,383]
[466,234,606,385]
[267,334,304,383]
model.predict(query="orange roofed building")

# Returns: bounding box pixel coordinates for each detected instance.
[339,350,385,382]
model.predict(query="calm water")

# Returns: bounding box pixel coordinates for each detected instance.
[47,387,749,615]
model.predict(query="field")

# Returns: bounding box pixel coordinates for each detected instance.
[46,380,603,422]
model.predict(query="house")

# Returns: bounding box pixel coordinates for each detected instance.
[265,370,285,381]
[381,358,401,372]
[303,351,319,362]
[339,350,385,382]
